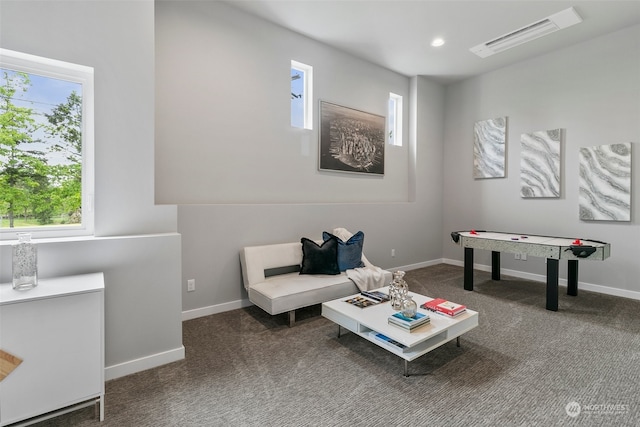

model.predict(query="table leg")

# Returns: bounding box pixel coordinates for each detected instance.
[456,336,460,347]
[97,395,105,421]
[546,259,559,311]
[404,360,409,377]
[464,247,474,291]
[288,310,295,327]
[491,251,501,281]
[567,260,578,296]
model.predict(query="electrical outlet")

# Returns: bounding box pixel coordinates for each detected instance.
[187,279,195,292]
[391,249,396,257]
[521,253,527,261]
[514,253,521,260]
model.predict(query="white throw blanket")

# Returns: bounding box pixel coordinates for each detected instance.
[332,227,388,291]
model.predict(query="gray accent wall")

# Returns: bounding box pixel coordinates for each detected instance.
[155,1,412,204]
[443,24,640,295]
[155,1,446,315]
[0,0,182,379]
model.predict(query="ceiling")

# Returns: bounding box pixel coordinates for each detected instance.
[225,0,640,84]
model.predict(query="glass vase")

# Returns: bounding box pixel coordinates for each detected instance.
[390,270,408,311]
[12,233,38,290]
[400,295,418,318]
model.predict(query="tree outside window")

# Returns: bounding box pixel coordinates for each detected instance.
[1,64,85,232]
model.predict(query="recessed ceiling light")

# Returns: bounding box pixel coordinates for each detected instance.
[431,38,445,47]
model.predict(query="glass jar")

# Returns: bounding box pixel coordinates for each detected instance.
[400,295,418,318]
[12,233,38,290]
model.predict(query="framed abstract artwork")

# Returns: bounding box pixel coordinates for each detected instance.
[520,129,562,198]
[319,101,385,175]
[579,143,631,221]
[474,117,507,179]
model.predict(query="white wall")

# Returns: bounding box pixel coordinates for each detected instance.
[155,1,446,316]
[442,24,640,298]
[0,0,183,379]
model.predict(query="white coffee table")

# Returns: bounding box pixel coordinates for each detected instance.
[322,289,479,376]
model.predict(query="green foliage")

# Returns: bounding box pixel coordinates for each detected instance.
[0,69,82,229]
[46,91,82,163]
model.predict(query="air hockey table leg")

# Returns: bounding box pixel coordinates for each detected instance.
[546,258,559,311]
[491,251,500,281]
[464,247,474,291]
[567,260,578,296]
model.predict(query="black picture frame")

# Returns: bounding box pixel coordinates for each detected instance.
[319,101,385,175]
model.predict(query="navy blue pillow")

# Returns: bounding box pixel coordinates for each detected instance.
[322,231,365,271]
[300,237,340,275]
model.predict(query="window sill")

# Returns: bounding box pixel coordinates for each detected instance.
[0,232,180,246]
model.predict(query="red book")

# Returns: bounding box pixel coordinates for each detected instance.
[422,298,466,317]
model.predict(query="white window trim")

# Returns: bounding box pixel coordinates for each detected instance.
[389,92,403,147]
[291,60,313,130]
[0,48,94,240]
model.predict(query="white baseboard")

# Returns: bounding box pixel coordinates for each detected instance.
[180,260,639,325]
[105,346,185,381]
[182,298,253,321]
[389,258,443,272]
[442,258,640,301]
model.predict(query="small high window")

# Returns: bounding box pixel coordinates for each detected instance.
[0,48,94,239]
[388,92,403,146]
[291,60,313,130]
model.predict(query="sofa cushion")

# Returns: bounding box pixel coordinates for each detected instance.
[323,230,365,271]
[300,237,340,275]
[249,272,356,314]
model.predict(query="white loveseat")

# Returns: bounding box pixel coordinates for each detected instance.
[240,233,392,326]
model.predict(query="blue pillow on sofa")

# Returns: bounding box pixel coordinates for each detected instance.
[300,236,340,275]
[322,231,365,271]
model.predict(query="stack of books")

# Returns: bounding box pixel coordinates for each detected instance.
[370,331,407,351]
[421,298,466,317]
[388,311,430,331]
[360,290,390,302]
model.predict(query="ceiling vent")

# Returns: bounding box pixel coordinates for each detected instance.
[470,7,582,58]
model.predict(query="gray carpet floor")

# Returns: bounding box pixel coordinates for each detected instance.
[31,264,639,426]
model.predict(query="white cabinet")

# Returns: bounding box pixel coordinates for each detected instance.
[0,273,104,426]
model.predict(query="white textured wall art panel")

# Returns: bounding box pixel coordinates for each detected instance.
[579,143,632,221]
[474,117,506,179]
[520,129,562,198]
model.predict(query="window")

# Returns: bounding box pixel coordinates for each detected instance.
[291,60,313,130]
[0,48,94,239]
[388,92,403,146]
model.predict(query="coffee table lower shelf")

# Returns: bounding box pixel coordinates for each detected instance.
[322,291,478,376]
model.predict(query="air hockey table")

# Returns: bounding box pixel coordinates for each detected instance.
[450,230,611,311]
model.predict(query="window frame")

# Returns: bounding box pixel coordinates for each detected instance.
[388,92,403,147]
[0,48,94,240]
[291,60,313,130]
